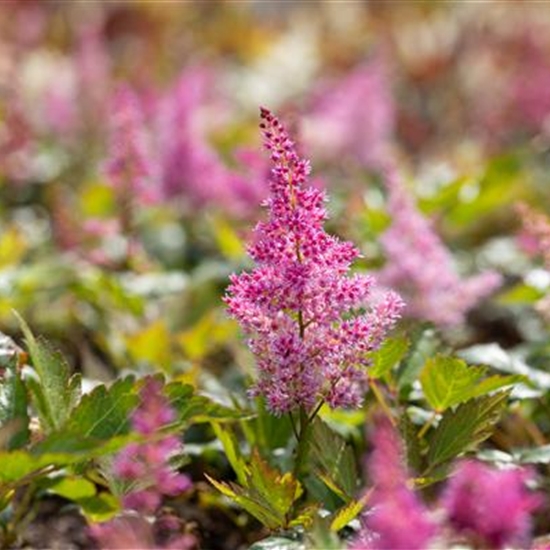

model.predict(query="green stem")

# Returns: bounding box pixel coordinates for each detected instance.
[417,411,438,440]
[369,379,396,426]
[292,407,312,480]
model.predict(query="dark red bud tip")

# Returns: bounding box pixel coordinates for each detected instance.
[260,106,270,118]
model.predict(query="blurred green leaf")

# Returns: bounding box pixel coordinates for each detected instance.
[165,381,248,424]
[49,476,96,500]
[125,320,172,372]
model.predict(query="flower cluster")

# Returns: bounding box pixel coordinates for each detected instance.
[225,108,404,415]
[91,378,193,550]
[378,166,502,327]
[350,418,435,550]
[351,421,542,550]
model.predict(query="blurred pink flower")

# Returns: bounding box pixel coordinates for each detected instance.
[304,59,394,169]
[105,84,160,205]
[350,418,435,550]
[442,460,542,549]
[378,166,502,327]
[225,108,403,415]
[92,378,194,550]
[114,377,191,515]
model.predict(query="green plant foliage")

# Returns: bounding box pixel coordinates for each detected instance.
[0,355,29,450]
[207,449,305,530]
[165,381,249,425]
[309,419,359,502]
[426,390,511,473]
[420,355,523,412]
[368,336,409,379]
[16,313,81,433]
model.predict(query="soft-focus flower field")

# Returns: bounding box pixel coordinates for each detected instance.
[1,2,550,549]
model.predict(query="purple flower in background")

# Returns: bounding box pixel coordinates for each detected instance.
[156,67,268,214]
[113,377,191,515]
[304,59,394,169]
[442,460,541,549]
[225,108,403,415]
[378,165,501,327]
[105,84,159,206]
[350,418,435,550]
[91,378,193,549]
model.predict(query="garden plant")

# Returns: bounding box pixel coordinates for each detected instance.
[1,3,550,550]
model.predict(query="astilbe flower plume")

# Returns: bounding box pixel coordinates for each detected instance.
[350,418,435,550]
[156,67,269,215]
[304,59,394,169]
[441,460,541,549]
[378,166,502,327]
[91,378,193,550]
[105,84,159,206]
[225,108,404,415]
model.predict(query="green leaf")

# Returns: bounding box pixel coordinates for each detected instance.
[369,337,409,379]
[420,356,485,412]
[421,356,523,412]
[310,419,358,501]
[329,496,367,532]
[207,449,302,530]
[49,476,96,500]
[78,492,120,522]
[15,313,81,433]
[397,328,442,389]
[0,354,29,450]
[63,376,137,440]
[427,391,510,471]
[399,413,423,474]
[211,423,247,486]
[165,381,247,424]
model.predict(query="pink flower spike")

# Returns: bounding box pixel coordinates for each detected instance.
[104,84,160,206]
[225,108,404,415]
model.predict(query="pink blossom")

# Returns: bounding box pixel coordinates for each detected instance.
[91,378,194,549]
[225,108,404,415]
[304,59,394,169]
[442,460,542,549]
[378,166,501,327]
[113,378,191,514]
[156,67,230,205]
[104,84,159,205]
[350,418,435,550]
